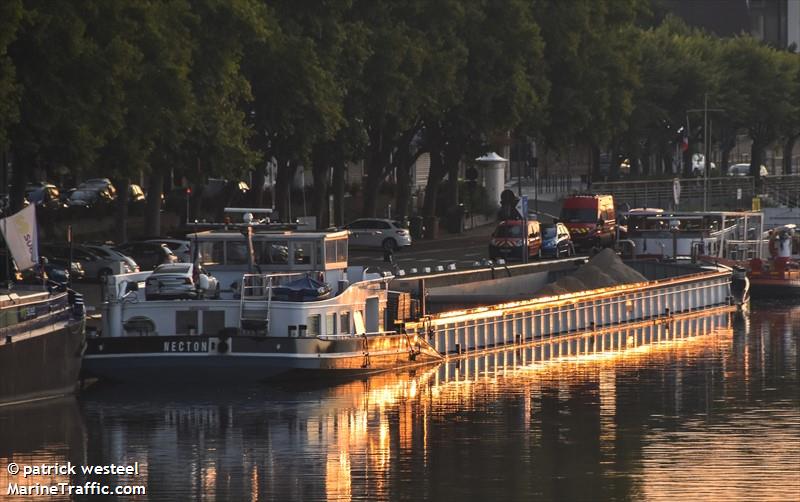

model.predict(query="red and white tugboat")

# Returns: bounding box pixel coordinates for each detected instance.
[747,225,800,297]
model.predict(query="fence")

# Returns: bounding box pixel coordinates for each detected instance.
[592,174,800,210]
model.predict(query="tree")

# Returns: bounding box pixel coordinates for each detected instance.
[244,1,343,223]
[716,36,798,184]
[7,0,146,213]
[0,0,23,150]
[535,0,646,180]
[626,17,716,177]
[421,0,547,220]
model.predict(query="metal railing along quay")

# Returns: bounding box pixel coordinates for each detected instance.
[591,174,800,210]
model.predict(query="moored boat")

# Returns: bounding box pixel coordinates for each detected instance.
[0,205,87,407]
[82,211,743,384]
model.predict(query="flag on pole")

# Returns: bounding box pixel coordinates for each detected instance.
[0,204,39,270]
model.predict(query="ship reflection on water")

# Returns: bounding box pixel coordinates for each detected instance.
[3,304,798,501]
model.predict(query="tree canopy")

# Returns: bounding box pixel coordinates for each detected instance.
[0,0,797,233]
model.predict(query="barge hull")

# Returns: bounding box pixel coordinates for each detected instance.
[0,318,86,407]
[82,332,441,383]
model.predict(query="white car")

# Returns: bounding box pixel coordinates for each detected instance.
[144,263,219,300]
[343,218,412,251]
[145,238,192,262]
[81,243,140,274]
[727,163,768,177]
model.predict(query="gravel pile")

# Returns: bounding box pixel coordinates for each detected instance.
[536,249,647,297]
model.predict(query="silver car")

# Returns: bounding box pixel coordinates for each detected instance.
[40,244,134,282]
[82,244,140,274]
[144,263,219,300]
[343,218,412,251]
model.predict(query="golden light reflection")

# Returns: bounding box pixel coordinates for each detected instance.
[68,304,796,502]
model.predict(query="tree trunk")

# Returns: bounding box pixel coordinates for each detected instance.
[720,145,733,174]
[9,149,29,213]
[682,146,693,178]
[113,177,130,244]
[251,164,265,207]
[311,147,330,229]
[144,171,163,237]
[783,134,798,175]
[395,159,412,221]
[445,143,460,210]
[362,134,389,217]
[422,146,445,218]
[589,145,600,185]
[332,158,345,227]
[750,139,766,189]
[275,160,297,223]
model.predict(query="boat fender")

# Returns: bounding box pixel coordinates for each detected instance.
[218,337,229,354]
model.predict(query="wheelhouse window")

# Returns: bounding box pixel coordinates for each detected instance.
[225,240,249,265]
[340,311,350,334]
[198,241,224,265]
[336,239,347,262]
[292,241,314,265]
[258,241,288,265]
[326,238,348,264]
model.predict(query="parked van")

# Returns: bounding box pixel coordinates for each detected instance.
[559,194,616,249]
[488,220,542,261]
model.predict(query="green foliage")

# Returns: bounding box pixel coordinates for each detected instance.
[0,0,798,227]
[0,0,23,149]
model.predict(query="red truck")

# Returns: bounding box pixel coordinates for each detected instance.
[559,194,617,250]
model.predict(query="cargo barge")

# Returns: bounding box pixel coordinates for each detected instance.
[82,216,745,384]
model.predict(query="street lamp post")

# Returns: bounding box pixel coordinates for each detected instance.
[687,93,723,211]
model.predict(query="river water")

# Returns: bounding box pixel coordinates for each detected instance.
[1,301,798,501]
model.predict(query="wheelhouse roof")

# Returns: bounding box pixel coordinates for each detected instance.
[186,228,349,241]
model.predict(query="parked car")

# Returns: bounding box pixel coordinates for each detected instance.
[40,243,135,282]
[79,178,117,197]
[82,243,140,274]
[144,238,192,263]
[144,262,219,300]
[727,163,768,177]
[343,218,412,251]
[67,186,115,211]
[115,241,178,270]
[18,259,73,286]
[539,222,574,258]
[488,220,543,261]
[36,255,85,282]
[25,182,64,212]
